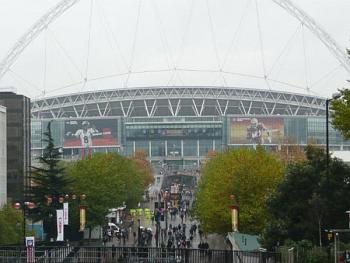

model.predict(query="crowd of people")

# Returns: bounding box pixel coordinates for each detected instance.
[163,222,209,251]
[103,227,129,245]
[103,184,211,251]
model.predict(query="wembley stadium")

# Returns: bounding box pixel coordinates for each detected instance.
[1,0,350,171]
[30,85,348,171]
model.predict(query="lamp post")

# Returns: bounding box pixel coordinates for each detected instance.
[137,218,141,247]
[164,191,169,232]
[346,211,350,229]
[14,201,36,245]
[326,93,341,177]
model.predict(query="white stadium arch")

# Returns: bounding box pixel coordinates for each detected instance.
[0,0,349,85]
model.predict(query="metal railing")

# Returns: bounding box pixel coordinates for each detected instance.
[0,246,281,263]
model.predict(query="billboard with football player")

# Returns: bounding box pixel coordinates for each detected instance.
[230,117,284,144]
[64,119,118,148]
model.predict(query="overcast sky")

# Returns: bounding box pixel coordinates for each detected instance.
[0,0,349,99]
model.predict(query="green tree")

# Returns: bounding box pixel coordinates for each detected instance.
[331,88,350,139]
[0,204,23,245]
[66,152,145,230]
[194,147,284,234]
[263,146,350,248]
[28,121,71,240]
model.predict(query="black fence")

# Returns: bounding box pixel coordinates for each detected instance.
[0,246,281,263]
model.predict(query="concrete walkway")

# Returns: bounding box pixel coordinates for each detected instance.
[106,199,227,250]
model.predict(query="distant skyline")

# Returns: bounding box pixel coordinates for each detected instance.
[0,0,349,99]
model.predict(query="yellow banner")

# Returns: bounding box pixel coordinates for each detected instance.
[80,206,86,232]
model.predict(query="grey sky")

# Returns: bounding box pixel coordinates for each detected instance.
[0,0,349,99]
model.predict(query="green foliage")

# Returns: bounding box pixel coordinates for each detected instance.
[194,147,284,235]
[66,152,145,229]
[28,121,72,239]
[280,240,328,263]
[0,204,23,245]
[131,150,155,187]
[331,88,350,139]
[264,146,350,247]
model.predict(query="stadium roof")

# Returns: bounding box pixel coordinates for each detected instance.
[31,86,326,119]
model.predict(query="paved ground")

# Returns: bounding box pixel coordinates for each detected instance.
[106,199,227,250]
[105,172,227,249]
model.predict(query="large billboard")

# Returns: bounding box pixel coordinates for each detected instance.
[230,117,284,144]
[64,119,118,148]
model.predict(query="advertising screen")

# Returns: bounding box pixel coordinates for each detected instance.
[230,117,284,144]
[64,119,118,148]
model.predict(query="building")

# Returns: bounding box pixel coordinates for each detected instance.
[227,232,261,251]
[30,86,349,171]
[0,105,6,206]
[0,92,31,202]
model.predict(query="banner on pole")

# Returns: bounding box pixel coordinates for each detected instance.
[56,209,64,241]
[25,236,35,263]
[63,203,69,225]
[79,205,86,232]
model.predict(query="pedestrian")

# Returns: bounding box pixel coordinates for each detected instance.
[167,239,173,249]
[102,236,108,246]
[182,224,186,234]
[168,228,172,237]
[199,230,203,240]
[180,212,184,223]
[122,232,126,246]
[193,224,197,235]
[107,229,112,242]
[125,228,129,240]
[161,228,166,241]
[112,244,116,258]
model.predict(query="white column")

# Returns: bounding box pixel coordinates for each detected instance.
[181,140,184,157]
[197,140,200,157]
[149,141,152,158]
[165,140,168,157]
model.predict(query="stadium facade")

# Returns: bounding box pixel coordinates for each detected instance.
[31,86,349,171]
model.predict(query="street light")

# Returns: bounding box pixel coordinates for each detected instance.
[163,191,169,231]
[326,92,341,177]
[137,218,141,246]
[14,201,36,245]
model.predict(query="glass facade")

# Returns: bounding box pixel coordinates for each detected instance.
[31,115,350,170]
[151,141,166,157]
[183,140,198,157]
